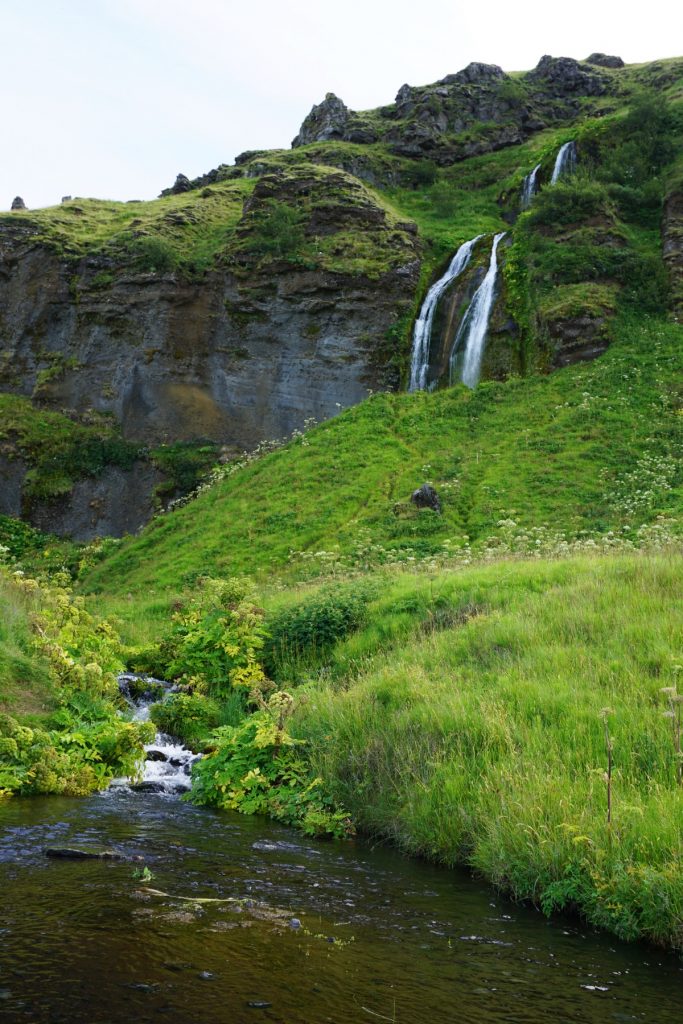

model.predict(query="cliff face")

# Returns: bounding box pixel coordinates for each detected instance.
[0,167,419,536]
[0,170,419,454]
[0,252,415,449]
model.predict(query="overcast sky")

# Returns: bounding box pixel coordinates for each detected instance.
[2,0,681,210]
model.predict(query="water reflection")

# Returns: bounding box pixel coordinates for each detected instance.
[0,794,680,1023]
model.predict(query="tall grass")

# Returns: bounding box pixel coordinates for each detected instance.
[0,576,56,721]
[295,551,683,950]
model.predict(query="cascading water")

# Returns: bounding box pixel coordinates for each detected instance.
[520,162,541,209]
[551,140,576,184]
[408,235,482,391]
[109,673,199,796]
[449,232,507,389]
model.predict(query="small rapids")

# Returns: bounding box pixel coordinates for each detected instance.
[108,673,199,797]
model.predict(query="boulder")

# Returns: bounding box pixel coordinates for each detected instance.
[443,62,506,85]
[170,173,192,195]
[145,749,168,762]
[585,53,624,69]
[10,196,26,210]
[411,484,442,513]
[529,55,606,95]
[292,93,351,147]
[44,846,126,860]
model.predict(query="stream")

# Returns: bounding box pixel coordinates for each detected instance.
[0,683,681,1023]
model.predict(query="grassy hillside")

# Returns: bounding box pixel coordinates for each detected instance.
[83,313,682,605]
[291,551,683,950]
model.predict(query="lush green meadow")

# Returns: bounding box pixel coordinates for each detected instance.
[290,551,683,949]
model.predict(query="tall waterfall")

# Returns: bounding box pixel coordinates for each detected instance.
[520,163,541,209]
[449,232,507,389]
[408,235,482,392]
[551,141,576,184]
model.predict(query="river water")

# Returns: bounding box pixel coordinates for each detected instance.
[1,784,681,1024]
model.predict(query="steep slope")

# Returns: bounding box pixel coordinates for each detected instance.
[83,314,682,598]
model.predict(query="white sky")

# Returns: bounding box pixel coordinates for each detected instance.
[2,0,681,210]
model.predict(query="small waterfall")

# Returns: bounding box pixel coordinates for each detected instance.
[109,673,199,796]
[450,232,507,389]
[520,163,541,209]
[551,141,576,185]
[408,235,482,392]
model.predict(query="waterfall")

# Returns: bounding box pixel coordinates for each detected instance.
[520,162,541,209]
[408,235,482,392]
[109,673,199,796]
[551,141,576,184]
[449,232,507,389]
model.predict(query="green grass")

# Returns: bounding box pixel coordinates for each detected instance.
[82,313,683,610]
[0,180,255,273]
[293,550,683,950]
[0,394,139,500]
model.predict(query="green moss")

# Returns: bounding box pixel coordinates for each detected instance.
[0,395,141,501]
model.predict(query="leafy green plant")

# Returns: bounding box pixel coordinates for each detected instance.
[266,583,372,675]
[128,236,178,273]
[150,692,222,746]
[162,577,270,697]
[191,690,353,838]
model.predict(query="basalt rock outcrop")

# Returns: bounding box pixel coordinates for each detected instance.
[0,172,419,452]
[0,168,420,540]
[290,55,617,165]
[585,53,624,69]
[528,55,607,96]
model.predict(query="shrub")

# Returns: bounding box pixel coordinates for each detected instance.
[266,583,372,672]
[245,200,307,259]
[526,177,611,228]
[150,692,222,747]
[162,577,270,697]
[128,236,177,273]
[190,691,353,838]
[404,159,438,188]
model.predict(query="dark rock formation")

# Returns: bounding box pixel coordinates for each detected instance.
[411,483,442,513]
[10,197,26,210]
[159,165,240,197]
[289,57,619,167]
[0,168,420,538]
[585,53,624,69]
[170,173,192,194]
[24,462,164,541]
[549,314,613,368]
[292,93,352,146]
[44,846,128,860]
[440,62,506,85]
[529,55,607,95]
